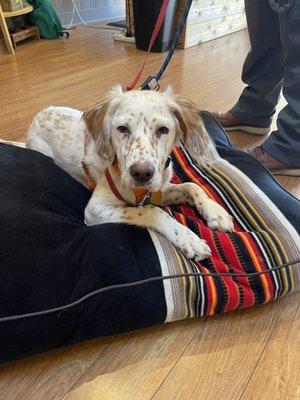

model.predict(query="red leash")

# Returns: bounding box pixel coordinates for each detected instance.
[127,0,170,91]
[83,0,170,190]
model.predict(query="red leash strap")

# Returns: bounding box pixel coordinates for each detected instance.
[127,0,170,91]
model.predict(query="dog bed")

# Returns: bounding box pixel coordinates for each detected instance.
[0,111,299,364]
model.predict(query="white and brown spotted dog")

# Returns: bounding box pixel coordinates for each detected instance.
[25,86,233,261]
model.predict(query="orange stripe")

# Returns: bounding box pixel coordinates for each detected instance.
[203,264,218,316]
[237,232,271,303]
[199,226,218,315]
[176,212,186,226]
[173,147,219,201]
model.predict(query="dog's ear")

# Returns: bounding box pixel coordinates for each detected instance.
[170,94,218,166]
[82,86,122,167]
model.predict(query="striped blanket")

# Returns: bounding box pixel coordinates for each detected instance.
[150,142,300,322]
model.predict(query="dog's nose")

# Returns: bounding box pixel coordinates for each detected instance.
[130,162,155,184]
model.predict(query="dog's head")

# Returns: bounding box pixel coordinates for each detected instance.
[83,85,218,191]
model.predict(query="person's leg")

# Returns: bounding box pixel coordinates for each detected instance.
[230,0,284,128]
[261,0,300,167]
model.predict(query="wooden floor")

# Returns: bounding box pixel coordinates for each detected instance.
[0,27,299,400]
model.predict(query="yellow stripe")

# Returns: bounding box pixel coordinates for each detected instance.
[259,231,293,294]
[210,165,270,230]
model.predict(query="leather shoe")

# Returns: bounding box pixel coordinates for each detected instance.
[247,147,300,176]
[213,111,270,136]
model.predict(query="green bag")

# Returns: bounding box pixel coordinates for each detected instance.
[27,0,68,39]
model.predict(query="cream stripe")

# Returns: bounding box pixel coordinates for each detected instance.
[148,230,175,322]
[190,260,206,317]
[251,232,280,299]
[174,251,189,319]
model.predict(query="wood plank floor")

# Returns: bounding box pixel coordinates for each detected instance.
[0,26,299,400]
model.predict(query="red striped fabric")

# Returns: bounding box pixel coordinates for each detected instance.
[166,146,293,315]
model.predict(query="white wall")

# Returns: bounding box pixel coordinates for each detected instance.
[51,0,125,26]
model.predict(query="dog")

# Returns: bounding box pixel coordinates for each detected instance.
[26,86,233,261]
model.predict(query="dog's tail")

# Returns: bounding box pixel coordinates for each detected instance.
[0,139,26,148]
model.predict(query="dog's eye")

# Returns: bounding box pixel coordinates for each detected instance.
[157,126,169,135]
[117,125,130,134]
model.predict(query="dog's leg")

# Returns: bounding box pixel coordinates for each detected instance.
[85,189,211,261]
[162,183,233,232]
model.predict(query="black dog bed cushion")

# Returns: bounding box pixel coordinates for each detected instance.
[0,112,299,364]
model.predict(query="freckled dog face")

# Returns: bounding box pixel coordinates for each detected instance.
[110,91,177,190]
[83,85,216,192]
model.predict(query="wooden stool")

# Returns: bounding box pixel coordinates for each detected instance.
[10,25,39,48]
[0,1,33,54]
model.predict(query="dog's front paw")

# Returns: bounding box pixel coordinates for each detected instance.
[175,227,211,261]
[199,199,234,232]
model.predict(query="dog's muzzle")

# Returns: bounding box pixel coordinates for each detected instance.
[130,162,155,184]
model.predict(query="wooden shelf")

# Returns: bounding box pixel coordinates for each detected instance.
[3,4,33,18]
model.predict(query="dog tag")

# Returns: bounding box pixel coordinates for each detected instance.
[151,191,164,205]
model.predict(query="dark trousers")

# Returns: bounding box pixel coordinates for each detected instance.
[230,0,300,166]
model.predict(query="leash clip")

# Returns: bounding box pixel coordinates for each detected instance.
[140,76,160,91]
[137,191,151,207]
